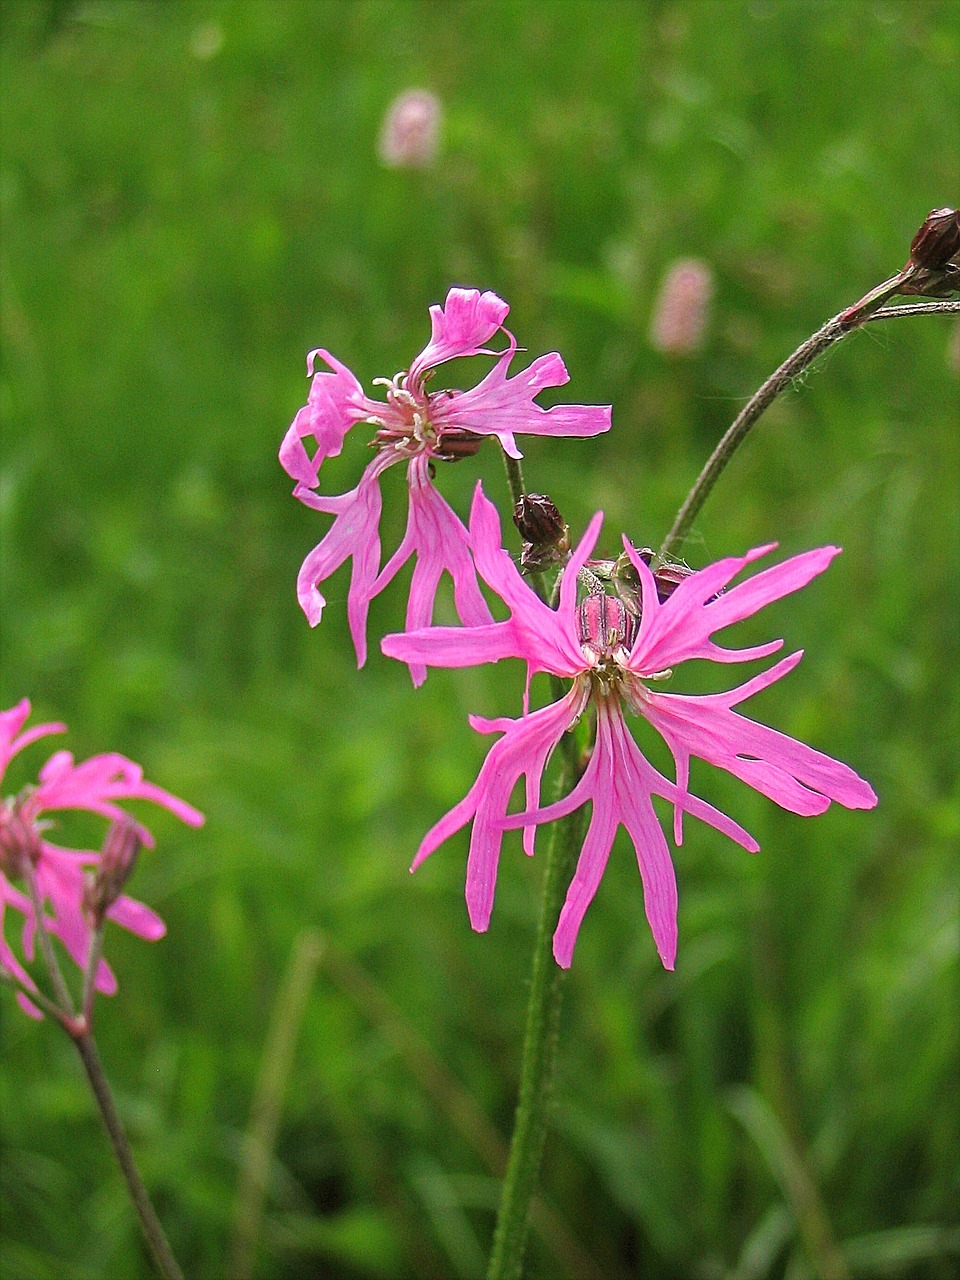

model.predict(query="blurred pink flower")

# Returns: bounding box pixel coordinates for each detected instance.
[649,257,714,355]
[0,699,204,1018]
[383,485,877,969]
[378,88,443,168]
[281,287,611,684]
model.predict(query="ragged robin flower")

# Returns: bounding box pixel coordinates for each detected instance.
[382,485,877,968]
[0,699,204,1018]
[280,287,611,685]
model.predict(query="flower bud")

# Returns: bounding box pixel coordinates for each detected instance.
[0,803,41,875]
[514,493,566,546]
[514,493,570,573]
[909,208,960,270]
[82,815,147,927]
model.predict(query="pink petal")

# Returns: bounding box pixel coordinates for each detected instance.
[628,544,839,674]
[0,699,67,784]
[294,455,389,662]
[432,349,611,448]
[409,690,583,934]
[375,459,492,686]
[642,651,878,819]
[409,288,510,380]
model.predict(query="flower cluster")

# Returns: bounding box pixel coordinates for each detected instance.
[283,288,876,966]
[0,699,204,1017]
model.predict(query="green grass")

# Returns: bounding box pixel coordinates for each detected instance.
[1,1,958,1276]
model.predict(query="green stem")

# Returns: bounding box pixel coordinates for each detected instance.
[487,767,586,1280]
[656,270,913,564]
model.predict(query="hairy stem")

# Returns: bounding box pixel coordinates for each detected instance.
[486,774,586,1280]
[20,856,184,1278]
[72,1032,185,1280]
[656,270,918,563]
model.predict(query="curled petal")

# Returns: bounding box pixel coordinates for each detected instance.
[409,287,510,380]
[0,699,66,785]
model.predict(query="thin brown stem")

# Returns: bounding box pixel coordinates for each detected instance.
[72,1032,185,1280]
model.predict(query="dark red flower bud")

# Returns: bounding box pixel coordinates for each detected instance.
[514,493,570,573]
[635,548,696,602]
[909,208,960,270]
[514,493,566,546]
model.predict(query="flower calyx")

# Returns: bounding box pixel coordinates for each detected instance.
[82,816,148,928]
[514,492,570,574]
[901,207,960,297]
[0,795,42,876]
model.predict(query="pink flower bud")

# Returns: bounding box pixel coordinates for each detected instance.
[378,89,442,169]
[649,257,714,356]
[82,815,148,927]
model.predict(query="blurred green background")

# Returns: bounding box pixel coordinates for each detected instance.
[1,1,958,1277]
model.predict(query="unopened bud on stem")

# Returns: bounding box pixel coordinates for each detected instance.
[514,493,570,573]
[82,816,147,927]
[909,208,960,270]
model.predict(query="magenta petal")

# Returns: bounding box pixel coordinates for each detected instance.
[629,544,840,674]
[605,706,679,968]
[376,460,492,686]
[106,894,166,941]
[409,690,583,935]
[553,787,617,968]
[295,457,388,662]
[0,699,67,781]
[434,349,611,445]
[409,287,510,378]
[643,652,878,817]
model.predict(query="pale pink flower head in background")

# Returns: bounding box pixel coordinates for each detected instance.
[280,287,611,684]
[0,699,204,1018]
[378,88,443,168]
[649,257,714,356]
[383,485,877,969]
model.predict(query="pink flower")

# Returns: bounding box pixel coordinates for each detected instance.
[0,699,204,1018]
[377,88,443,168]
[280,287,611,685]
[382,485,877,969]
[648,257,714,356]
